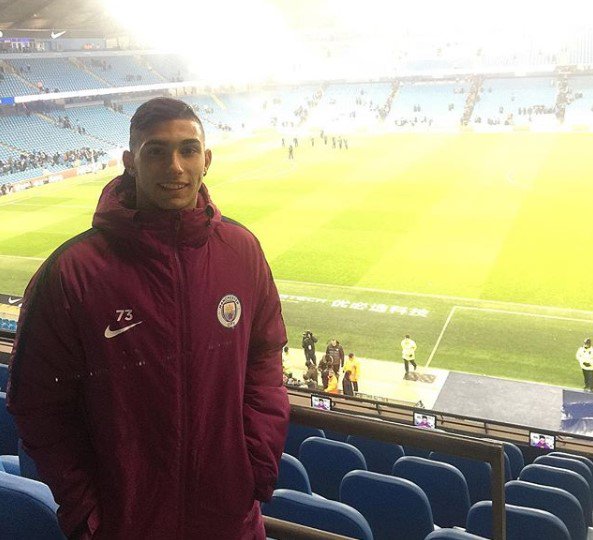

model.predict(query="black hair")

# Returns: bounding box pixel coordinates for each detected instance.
[129,97,205,150]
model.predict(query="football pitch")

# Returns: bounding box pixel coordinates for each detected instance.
[1,130,593,389]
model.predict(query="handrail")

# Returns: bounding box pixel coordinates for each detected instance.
[290,405,507,540]
[264,516,355,539]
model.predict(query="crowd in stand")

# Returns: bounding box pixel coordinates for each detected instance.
[0,147,107,178]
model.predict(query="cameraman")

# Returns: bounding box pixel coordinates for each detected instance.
[302,330,318,365]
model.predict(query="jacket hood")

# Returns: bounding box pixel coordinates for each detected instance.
[92,173,221,248]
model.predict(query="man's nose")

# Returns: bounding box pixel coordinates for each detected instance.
[168,152,183,173]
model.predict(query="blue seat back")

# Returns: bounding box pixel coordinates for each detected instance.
[519,464,592,526]
[262,488,373,540]
[0,364,8,393]
[0,471,65,539]
[324,429,349,443]
[340,470,434,540]
[549,451,593,479]
[429,451,492,504]
[0,392,18,455]
[392,456,470,528]
[299,437,366,500]
[284,423,325,457]
[534,455,593,494]
[466,501,570,540]
[345,435,404,475]
[402,445,431,458]
[506,479,586,540]
[503,442,524,480]
[425,530,489,539]
[276,453,312,494]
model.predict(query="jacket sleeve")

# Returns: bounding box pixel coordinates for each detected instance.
[243,260,289,502]
[7,261,101,537]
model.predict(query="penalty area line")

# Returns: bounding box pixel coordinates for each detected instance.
[425,306,457,368]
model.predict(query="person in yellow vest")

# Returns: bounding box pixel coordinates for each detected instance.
[401,334,417,376]
[577,338,593,392]
[344,352,360,393]
[325,369,339,394]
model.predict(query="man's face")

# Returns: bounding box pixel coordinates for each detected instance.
[123,118,212,211]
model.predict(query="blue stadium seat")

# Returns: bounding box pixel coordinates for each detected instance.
[324,429,349,443]
[466,501,570,540]
[502,442,524,479]
[18,439,40,481]
[0,363,9,393]
[284,423,325,458]
[425,530,488,539]
[0,455,21,476]
[392,456,471,528]
[0,471,65,539]
[534,455,593,495]
[0,392,18,455]
[549,451,593,480]
[299,437,366,500]
[429,451,492,504]
[276,453,312,495]
[345,434,405,475]
[261,488,372,540]
[506,479,586,540]
[519,464,592,526]
[340,470,434,540]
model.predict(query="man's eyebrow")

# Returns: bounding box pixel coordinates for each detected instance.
[143,138,202,147]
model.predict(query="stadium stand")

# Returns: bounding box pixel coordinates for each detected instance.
[345,434,405,475]
[534,454,593,494]
[283,423,325,458]
[275,453,314,495]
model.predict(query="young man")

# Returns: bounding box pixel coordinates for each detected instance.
[401,334,418,376]
[326,338,344,379]
[7,97,289,540]
[577,337,593,392]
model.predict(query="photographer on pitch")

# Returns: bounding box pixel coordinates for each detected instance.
[302,330,318,365]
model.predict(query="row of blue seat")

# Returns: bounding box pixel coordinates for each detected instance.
[0,318,16,332]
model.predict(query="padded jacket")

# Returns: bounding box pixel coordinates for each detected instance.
[7,174,290,539]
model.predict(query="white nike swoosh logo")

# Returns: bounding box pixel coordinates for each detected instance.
[51,31,66,39]
[7,297,21,305]
[104,321,143,339]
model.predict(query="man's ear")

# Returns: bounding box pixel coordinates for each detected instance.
[204,148,212,175]
[122,150,135,175]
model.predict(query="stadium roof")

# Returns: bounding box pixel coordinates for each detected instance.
[0,0,123,36]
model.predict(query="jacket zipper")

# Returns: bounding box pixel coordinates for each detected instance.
[174,213,190,537]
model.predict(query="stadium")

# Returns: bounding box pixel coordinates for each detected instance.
[1,0,593,538]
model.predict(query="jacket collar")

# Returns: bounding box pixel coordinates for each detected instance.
[92,173,221,249]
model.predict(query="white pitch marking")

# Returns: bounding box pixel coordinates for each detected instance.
[455,305,593,325]
[426,306,457,368]
[276,279,593,317]
[0,254,46,261]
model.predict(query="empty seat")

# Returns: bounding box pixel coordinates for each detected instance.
[425,530,488,539]
[299,437,366,500]
[345,435,404,475]
[262,488,372,540]
[284,423,325,457]
[0,363,8,393]
[0,392,18,455]
[429,451,492,504]
[502,442,524,480]
[519,464,592,526]
[466,501,570,540]
[276,453,312,495]
[506,479,586,540]
[0,471,65,539]
[534,455,593,495]
[340,470,434,540]
[392,455,470,528]
[549,451,593,479]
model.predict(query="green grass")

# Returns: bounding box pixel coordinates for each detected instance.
[2,131,593,389]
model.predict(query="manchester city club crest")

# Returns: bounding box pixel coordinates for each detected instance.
[217,294,242,328]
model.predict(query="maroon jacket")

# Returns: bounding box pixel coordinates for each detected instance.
[7,175,289,539]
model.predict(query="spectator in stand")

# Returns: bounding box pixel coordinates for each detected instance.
[342,371,354,396]
[343,352,360,392]
[326,339,345,379]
